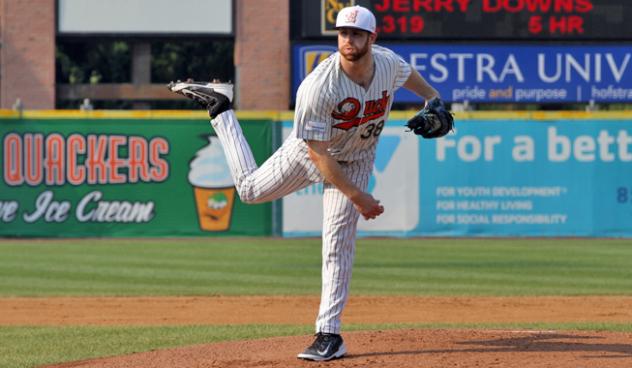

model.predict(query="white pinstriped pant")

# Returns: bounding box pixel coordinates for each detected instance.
[212,110,372,334]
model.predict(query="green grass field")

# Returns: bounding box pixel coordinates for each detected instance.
[2,237,632,296]
[1,237,632,367]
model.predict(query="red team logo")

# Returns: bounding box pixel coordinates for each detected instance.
[331,97,362,121]
[344,9,359,24]
[331,90,390,130]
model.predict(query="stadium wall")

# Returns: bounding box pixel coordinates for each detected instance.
[284,111,632,237]
[0,110,275,237]
[2,110,632,238]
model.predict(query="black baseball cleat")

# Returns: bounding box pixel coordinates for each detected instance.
[167,80,233,119]
[297,333,347,361]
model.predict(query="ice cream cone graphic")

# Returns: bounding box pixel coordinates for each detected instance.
[189,136,235,231]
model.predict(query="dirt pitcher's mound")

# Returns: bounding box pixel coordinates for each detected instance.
[44,329,632,368]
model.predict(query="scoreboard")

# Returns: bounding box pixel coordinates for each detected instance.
[299,0,632,40]
[293,1,632,104]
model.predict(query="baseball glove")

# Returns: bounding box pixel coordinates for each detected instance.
[406,97,454,139]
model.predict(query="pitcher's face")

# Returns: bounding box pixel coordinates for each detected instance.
[338,28,374,62]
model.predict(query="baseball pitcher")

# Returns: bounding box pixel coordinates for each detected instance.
[168,5,452,361]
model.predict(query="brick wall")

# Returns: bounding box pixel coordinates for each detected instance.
[0,0,290,110]
[0,0,55,109]
[235,0,289,110]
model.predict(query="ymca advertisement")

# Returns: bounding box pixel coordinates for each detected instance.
[282,115,632,237]
[422,116,632,237]
[292,44,632,103]
[0,116,273,237]
[282,121,420,237]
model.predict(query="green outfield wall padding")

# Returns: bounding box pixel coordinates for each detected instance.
[0,117,273,237]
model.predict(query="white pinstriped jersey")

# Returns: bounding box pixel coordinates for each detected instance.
[293,44,412,162]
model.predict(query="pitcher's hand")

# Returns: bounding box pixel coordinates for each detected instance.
[351,192,384,220]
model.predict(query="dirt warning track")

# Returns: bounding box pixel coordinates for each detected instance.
[2,296,632,326]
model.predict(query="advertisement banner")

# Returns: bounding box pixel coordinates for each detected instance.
[0,116,273,237]
[282,120,420,237]
[292,44,632,103]
[420,117,632,237]
[282,115,632,237]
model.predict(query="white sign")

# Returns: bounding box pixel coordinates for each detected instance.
[282,122,420,237]
[58,0,232,35]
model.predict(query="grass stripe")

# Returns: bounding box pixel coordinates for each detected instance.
[1,238,632,296]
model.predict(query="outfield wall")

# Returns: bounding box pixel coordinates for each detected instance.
[283,111,632,238]
[2,110,632,237]
[0,111,274,237]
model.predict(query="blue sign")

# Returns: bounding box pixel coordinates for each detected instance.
[292,44,632,103]
[281,120,421,237]
[280,116,632,237]
[417,118,632,237]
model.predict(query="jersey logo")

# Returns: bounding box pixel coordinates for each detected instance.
[331,97,362,121]
[332,91,390,130]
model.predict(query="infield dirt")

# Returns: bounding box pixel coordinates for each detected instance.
[2,296,630,367]
[43,329,632,368]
